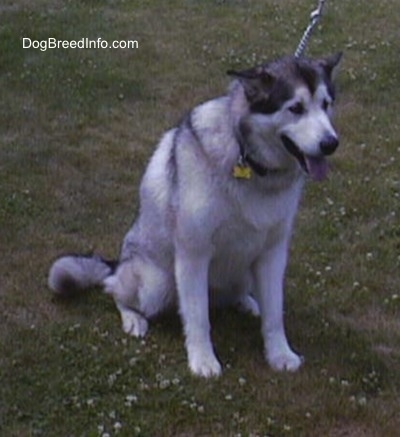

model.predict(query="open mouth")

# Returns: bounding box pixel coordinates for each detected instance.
[281,135,329,182]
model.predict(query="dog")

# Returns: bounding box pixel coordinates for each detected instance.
[48,52,342,377]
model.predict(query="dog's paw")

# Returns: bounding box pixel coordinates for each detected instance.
[120,308,149,338]
[188,350,222,378]
[267,349,304,372]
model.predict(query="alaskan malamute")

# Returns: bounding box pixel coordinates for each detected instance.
[49,53,342,377]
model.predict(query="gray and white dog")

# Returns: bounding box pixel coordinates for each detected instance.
[49,53,342,377]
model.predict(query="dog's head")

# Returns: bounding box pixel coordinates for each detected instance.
[228,53,342,181]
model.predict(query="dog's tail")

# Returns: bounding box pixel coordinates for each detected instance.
[48,255,118,296]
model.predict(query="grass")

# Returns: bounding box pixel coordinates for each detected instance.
[1,0,400,435]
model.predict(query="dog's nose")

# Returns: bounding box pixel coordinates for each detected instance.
[320,134,339,156]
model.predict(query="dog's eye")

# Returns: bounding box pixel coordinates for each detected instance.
[288,102,305,115]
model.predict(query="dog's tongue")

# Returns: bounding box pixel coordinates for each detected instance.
[305,156,329,181]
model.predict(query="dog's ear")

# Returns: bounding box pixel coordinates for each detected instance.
[227,66,275,100]
[319,52,343,79]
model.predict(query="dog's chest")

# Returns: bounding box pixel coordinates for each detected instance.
[209,182,301,281]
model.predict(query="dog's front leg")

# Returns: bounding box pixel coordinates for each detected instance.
[175,248,222,378]
[254,238,303,372]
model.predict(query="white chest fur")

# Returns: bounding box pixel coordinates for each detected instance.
[207,176,304,290]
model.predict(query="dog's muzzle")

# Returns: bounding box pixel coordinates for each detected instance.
[281,134,339,181]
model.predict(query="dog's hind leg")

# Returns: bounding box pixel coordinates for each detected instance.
[104,257,174,338]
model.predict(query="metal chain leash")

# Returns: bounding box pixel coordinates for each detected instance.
[294,0,327,58]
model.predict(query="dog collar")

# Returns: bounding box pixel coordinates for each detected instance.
[233,154,271,179]
[233,133,271,179]
[243,154,270,177]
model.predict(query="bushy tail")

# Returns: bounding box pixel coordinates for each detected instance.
[48,255,117,296]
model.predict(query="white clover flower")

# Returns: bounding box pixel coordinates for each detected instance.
[172,378,181,386]
[125,394,138,406]
[129,357,138,366]
[159,379,171,390]
[113,421,122,432]
[86,398,95,407]
[358,395,367,406]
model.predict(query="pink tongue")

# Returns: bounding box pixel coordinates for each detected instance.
[305,156,329,181]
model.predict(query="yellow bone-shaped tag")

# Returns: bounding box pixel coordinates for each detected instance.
[233,164,252,179]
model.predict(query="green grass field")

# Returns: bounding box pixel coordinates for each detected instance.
[1,0,399,435]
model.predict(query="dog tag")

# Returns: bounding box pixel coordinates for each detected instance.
[233,164,252,179]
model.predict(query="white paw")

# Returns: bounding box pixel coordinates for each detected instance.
[103,276,117,294]
[267,349,303,372]
[188,350,222,378]
[120,309,149,338]
[236,295,260,317]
